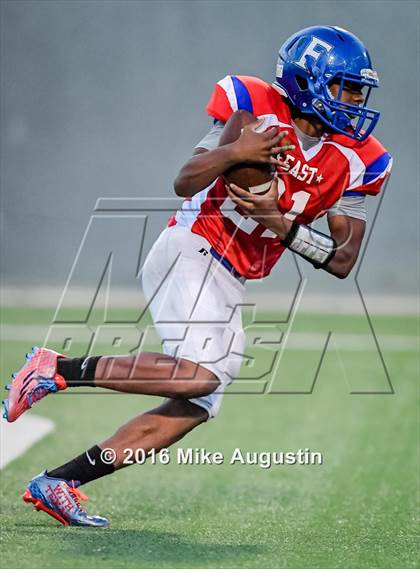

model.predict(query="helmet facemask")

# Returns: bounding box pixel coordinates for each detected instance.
[301,56,380,141]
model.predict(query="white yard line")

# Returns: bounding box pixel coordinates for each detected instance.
[1,325,419,351]
[0,414,55,469]
[284,333,419,352]
[1,287,418,314]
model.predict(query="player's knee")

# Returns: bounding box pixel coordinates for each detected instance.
[175,360,220,398]
[189,373,220,398]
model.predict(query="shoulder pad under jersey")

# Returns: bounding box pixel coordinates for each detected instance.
[327,133,393,196]
[206,75,289,123]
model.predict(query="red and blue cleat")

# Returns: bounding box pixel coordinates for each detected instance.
[23,470,110,527]
[3,347,67,423]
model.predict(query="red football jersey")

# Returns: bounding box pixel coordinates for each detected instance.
[170,75,392,279]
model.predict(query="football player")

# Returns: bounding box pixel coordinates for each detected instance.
[3,26,392,527]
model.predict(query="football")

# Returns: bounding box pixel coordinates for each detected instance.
[219,110,275,194]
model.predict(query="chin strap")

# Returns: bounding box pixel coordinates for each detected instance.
[281,223,337,268]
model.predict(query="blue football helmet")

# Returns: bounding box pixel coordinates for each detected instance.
[274,26,380,141]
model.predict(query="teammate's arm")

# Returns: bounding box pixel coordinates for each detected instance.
[173,114,288,197]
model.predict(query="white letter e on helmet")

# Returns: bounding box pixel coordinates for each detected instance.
[295,36,333,70]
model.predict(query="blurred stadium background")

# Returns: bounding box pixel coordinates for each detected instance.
[1,0,419,303]
[0,2,419,568]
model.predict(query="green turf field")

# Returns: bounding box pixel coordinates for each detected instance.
[0,307,418,569]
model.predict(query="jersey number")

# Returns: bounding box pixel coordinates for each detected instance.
[220,189,311,238]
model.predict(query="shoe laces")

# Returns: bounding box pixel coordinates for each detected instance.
[27,378,57,406]
[27,384,46,407]
[67,482,88,513]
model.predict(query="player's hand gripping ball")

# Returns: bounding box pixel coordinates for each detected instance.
[220,110,294,194]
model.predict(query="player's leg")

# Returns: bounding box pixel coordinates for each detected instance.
[54,398,208,475]
[3,349,219,423]
[23,398,207,527]
[14,225,245,528]
[70,351,220,398]
[3,226,226,423]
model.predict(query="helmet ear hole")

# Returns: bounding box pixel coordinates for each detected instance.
[296,76,308,90]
